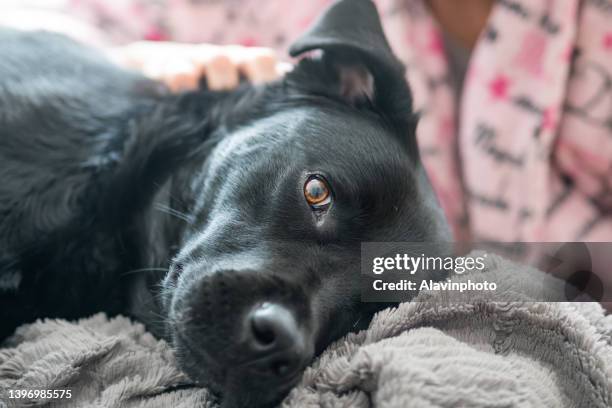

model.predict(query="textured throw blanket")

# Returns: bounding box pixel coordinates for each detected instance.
[1,253,611,407]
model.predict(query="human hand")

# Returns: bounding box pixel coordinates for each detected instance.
[110,42,291,92]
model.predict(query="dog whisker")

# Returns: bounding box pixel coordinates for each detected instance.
[153,203,195,224]
[122,267,168,276]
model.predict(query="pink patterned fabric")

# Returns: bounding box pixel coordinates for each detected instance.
[380,0,612,241]
[66,0,332,47]
[62,0,612,243]
[376,0,612,243]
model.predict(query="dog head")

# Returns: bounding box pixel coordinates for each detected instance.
[136,1,450,406]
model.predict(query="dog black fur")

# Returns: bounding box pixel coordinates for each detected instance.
[0,1,449,406]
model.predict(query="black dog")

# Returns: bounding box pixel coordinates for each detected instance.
[0,0,449,406]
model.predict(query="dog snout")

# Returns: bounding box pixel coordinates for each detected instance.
[245,302,308,377]
[172,268,314,392]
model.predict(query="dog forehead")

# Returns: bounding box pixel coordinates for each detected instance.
[215,106,397,159]
[284,107,411,171]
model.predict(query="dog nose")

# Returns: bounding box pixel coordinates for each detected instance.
[246,303,305,376]
[250,303,298,348]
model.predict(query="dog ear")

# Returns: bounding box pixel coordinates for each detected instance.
[288,0,417,134]
[100,94,219,224]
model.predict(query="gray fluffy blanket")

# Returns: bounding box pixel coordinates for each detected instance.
[1,253,611,407]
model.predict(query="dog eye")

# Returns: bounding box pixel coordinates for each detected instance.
[304,176,331,208]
